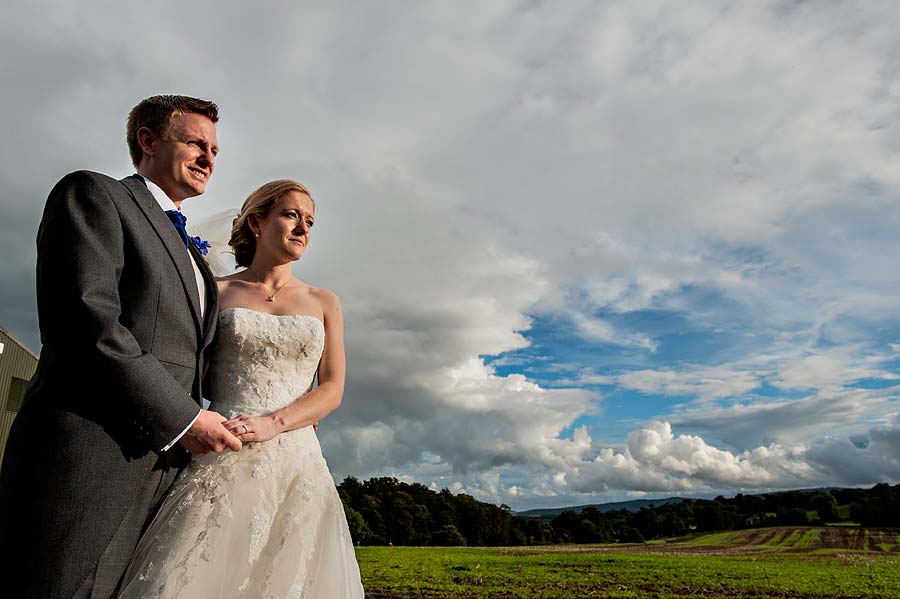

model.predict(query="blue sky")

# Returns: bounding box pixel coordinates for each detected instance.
[2,1,900,509]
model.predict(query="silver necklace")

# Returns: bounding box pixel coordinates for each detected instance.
[249,269,293,302]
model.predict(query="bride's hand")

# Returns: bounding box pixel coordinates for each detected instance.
[223,413,280,444]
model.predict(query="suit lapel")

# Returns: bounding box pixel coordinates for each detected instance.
[189,241,219,349]
[119,175,203,333]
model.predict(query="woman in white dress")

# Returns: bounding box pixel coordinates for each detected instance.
[119,180,364,598]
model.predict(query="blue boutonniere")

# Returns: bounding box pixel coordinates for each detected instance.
[191,236,210,256]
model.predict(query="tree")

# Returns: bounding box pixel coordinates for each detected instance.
[432,524,467,546]
[810,492,839,522]
[522,518,552,545]
[777,506,808,526]
[344,506,373,545]
[574,519,598,543]
[850,483,900,527]
[356,494,387,545]
[454,494,492,546]
[694,501,726,532]
[619,526,645,543]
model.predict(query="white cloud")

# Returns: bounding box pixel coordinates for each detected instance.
[617,366,762,402]
[565,422,817,495]
[804,414,900,485]
[433,418,900,509]
[774,351,900,390]
[672,385,900,448]
[569,312,659,352]
[391,408,896,509]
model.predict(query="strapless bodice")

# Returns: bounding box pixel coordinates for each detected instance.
[208,307,325,416]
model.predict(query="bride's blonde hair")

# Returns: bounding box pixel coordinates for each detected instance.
[229,179,314,267]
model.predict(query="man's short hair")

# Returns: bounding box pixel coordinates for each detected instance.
[126,95,219,167]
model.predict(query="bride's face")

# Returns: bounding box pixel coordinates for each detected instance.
[254,191,316,263]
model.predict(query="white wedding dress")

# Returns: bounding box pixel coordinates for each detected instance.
[119,307,364,599]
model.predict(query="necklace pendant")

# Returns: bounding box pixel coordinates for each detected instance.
[266,296,275,302]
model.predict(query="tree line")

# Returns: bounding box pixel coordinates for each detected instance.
[337,477,900,546]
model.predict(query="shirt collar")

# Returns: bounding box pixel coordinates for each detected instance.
[137,174,179,212]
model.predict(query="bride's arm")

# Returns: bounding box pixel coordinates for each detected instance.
[272,289,345,433]
[225,290,345,442]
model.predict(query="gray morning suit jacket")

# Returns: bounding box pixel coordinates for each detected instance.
[0,171,218,598]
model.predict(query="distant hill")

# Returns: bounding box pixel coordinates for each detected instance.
[516,497,688,519]
[515,487,853,520]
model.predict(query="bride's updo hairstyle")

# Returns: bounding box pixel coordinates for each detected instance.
[229,179,315,268]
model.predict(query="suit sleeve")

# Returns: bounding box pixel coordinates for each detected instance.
[37,171,200,451]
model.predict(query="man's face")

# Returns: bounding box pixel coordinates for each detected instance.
[148,112,218,202]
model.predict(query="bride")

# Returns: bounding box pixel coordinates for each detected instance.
[119,180,364,598]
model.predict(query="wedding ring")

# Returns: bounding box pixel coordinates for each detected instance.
[242,425,249,434]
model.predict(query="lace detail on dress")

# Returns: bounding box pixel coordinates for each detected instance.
[118,308,364,599]
[213,307,325,417]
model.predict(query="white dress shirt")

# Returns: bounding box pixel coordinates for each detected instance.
[139,175,205,451]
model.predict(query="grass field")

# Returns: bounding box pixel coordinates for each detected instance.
[358,526,900,598]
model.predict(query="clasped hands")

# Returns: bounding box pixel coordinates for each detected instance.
[179,409,319,456]
[179,409,242,456]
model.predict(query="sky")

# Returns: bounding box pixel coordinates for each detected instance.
[2,0,900,510]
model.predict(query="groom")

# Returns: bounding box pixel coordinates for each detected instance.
[0,95,242,598]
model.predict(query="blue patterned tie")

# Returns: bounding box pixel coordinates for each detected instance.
[164,210,190,249]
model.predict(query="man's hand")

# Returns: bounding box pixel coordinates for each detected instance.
[179,409,242,455]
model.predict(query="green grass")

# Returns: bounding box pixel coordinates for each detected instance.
[770,528,800,548]
[762,527,821,550]
[793,528,821,549]
[678,531,739,547]
[357,546,900,598]
[356,528,900,598]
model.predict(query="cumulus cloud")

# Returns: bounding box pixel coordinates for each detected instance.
[403,416,900,509]
[567,422,817,494]
[804,414,900,485]
[433,418,900,509]
[324,356,596,478]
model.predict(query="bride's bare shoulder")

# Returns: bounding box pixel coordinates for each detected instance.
[307,286,341,319]
[215,272,249,292]
[307,284,339,303]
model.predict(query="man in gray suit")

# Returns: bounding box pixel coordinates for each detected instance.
[0,95,242,598]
